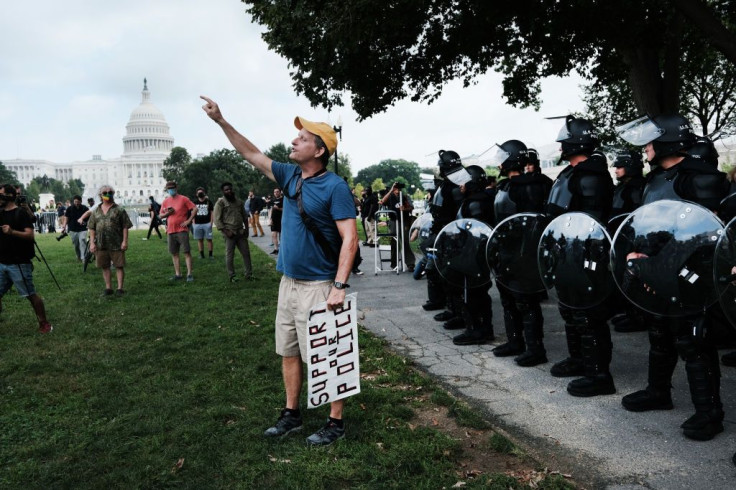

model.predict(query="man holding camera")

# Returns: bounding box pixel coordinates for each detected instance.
[0,184,53,333]
[63,195,89,262]
[380,182,416,271]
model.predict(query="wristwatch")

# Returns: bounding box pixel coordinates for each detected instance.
[333,281,350,290]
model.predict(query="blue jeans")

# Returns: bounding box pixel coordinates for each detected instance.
[0,262,36,297]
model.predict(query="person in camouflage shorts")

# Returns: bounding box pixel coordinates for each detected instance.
[87,185,133,297]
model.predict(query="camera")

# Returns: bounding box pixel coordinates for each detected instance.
[16,194,28,205]
[394,182,406,189]
[56,231,69,241]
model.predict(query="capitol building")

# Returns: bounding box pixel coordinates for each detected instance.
[3,79,173,205]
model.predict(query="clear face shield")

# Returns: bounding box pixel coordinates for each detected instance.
[555,121,573,142]
[444,166,472,186]
[487,145,511,167]
[615,116,664,146]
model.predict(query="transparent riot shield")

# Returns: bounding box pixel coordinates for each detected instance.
[434,218,493,288]
[487,213,549,294]
[538,212,615,309]
[714,217,736,326]
[607,213,629,237]
[611,199,723,317]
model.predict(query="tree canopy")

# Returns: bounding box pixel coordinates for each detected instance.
[0,161,19,186]
[355,159,423,191]
[171,148,272,200]
[244,0,736,118]
[25,176,85,207]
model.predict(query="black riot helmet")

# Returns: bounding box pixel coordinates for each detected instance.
[556,116,599,159]
[526,148,540,172]
[688,136,719,168]
[651,114,696,159]
[616,114,695,162]
[489,140,529,176]
[437,150,463,176]
[612,149,644,179]
[463,165,488,193]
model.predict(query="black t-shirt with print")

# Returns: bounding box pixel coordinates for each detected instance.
[193,199,214,225]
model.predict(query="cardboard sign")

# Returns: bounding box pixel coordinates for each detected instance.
[306,293,360,408]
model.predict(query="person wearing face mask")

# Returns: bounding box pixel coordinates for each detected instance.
[0,184,53,333]
[213,182,252,282]
[192,187,215,260]
[160,181,196,282]
[87,185,133,297]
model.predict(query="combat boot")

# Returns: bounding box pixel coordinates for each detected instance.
[515,344,547,367]
[681,358,724,441]
[443,317,465,330]
[567,328,615,397]
[453,327,494,346]
[493,308,524,357]
[622,349,676,412]
[515,302,547,367]
[550,324,584,377]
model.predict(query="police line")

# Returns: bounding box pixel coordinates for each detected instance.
[423,200,736,326]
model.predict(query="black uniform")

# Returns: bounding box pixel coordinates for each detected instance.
[611,175,645,217]
[622,156,729,440]
[424,180,463,314]
[492,173,551,365]
[545,152,616,397]
[449,189,495,344]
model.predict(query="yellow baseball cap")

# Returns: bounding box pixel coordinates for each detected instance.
[294,116,338,156]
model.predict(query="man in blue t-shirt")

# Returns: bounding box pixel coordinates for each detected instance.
[201,95,358,447]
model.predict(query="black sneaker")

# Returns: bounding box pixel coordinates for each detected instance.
[306,420,345,447]
[263,410,303,438]
[352,268,364,275]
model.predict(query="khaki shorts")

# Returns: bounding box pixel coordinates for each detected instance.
[275,276,333,361]
[167,231,191,254]
[96,249,126,269]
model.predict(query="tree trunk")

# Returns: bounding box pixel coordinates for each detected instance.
[623,47,665,115]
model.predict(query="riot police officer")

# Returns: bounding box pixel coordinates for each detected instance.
[610,150,645,216]
[545,116,615,397]
[617,113,730,440]
[451,165,495,345]
[425,150,466,324]
[490,140,551,366]
[608,150,646,333]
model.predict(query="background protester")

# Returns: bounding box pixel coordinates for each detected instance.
[269,187,283,255]
[144,195,163,240]
[160,181,196,282]
[213,182,252,282]
[63,195,89,262]
[379,182,415,272]
[248,190,265,237]
[0,184,53,333]
[192,187,215,259]
[87,185,133,297]
[360,188,378,246]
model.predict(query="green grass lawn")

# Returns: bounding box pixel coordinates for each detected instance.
[0,229,573,489]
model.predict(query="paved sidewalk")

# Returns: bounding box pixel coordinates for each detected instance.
[249,233,736,489]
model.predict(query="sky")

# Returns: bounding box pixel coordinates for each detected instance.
[0,0,589,173]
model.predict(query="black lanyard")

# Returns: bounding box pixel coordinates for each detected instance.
[283,167,327,200]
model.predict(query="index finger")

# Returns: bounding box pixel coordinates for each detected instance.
[200,95,214,104]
